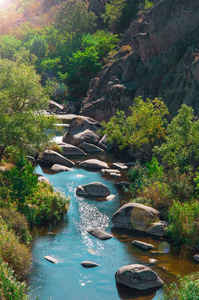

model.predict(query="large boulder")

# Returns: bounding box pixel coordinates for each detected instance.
[79,159,109,170]
[76,182,110,197]
[112,203,160,232]
[63,116,102,146]
[39,150,75,167]
[115,264,164,290]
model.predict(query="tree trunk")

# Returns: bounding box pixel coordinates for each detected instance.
[0,147,6,164]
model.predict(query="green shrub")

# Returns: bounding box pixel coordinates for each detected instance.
[0,208,31,245]
[0,259,29,300]
[166,201,199,248]
[21,182,70,224]
[0,218,31,280]
[163,272,199,300]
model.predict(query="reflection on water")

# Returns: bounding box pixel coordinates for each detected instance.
[29,162,197,300]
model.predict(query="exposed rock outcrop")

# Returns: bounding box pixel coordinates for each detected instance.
[81,0,199,121]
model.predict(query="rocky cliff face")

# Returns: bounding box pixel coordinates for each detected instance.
[80,0,199,122]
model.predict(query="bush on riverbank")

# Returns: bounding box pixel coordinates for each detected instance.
[0,154,70,225]
[163,272,199,300]
[0,259,28,300]
[0,218,31,281]
[166,201,199,248]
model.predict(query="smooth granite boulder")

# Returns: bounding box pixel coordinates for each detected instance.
[39,150,75,167]
[51,164,73,172]
[115,264,164,290]
[76,182,110,197]
[111,162,128,170]
[145,221,168,237]
[63,116,101,146]
[132,240,154,250]
[112,203,160,231]
[79,159,109,170]
[87,228,113,240]
[58,142,86,156]
[78,142,104,153]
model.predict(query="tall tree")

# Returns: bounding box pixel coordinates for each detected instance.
[102,96,168,159]
[0,58,56,163]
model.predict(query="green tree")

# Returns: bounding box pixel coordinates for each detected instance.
[54,0,96,39]
[0,35,22,60]
[0,58,56,163]
[155,105,199,172]
[104,0,139,32]
[102,96,168,159]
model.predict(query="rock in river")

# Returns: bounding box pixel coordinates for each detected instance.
[44,256,58,264]
[39,150,75,167]
[132,240,154,250]
[76,182,111,197]
[79,159,109,170]
[51,164,73,172]
[115,264,164,290]
[63,116,102,146]
[112,203,160,232]
[58,142,87,156]
[81,261,99,268]
[87,228,113,240]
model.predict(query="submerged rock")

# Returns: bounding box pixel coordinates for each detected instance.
[87,228,113,240]
[115,264,164,290]
[76,182,111,197]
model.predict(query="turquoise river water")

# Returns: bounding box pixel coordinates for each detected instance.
[28,152,197,300]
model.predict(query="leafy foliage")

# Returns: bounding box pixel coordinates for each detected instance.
[163,272,199,300]
[0,57,56,163]
[102,96,168,159]
[54,0,96,38]
[155,105,199,172]
[0,259,28,300]
[166,201,199,247]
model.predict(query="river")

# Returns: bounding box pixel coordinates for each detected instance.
[28,150,197,300]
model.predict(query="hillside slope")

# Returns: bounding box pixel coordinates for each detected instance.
[81,0,199,121]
